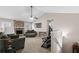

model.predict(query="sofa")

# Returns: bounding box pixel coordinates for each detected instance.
[0,32,8,52]
[25,30,37,37]
[7,34,19,39]
[7,34,25,50]
[0,32,4,38]
[0,33,25,53]
[11,37,25,50]
[0,39,9,53]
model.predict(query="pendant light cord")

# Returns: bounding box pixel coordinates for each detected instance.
[31,6,33,17]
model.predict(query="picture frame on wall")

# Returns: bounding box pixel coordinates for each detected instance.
[35,23,42,28]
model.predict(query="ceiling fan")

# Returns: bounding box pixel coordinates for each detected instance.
[29,6,38,22]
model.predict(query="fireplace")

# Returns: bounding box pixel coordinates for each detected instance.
[16,30,23,34]
[15,28,24,35]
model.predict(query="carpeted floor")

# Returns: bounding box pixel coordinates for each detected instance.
[17,37,51,53]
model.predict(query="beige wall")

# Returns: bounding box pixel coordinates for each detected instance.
[38,13,79,53]
[24,22,32,32]
[33,17,49,32]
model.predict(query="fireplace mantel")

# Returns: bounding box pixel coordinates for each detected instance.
[14,20,24,34]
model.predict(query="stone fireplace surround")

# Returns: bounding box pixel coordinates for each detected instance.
[14,20,24,35]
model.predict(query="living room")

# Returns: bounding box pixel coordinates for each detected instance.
[0,6,52,53]
[1,0,79,59]
[1,6,79,53]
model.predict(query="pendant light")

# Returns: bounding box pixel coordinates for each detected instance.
[29,6,34,21]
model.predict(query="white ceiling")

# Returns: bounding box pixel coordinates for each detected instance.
[0,6,46,21]
[0,6,79,21]
[36,6,79,13]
